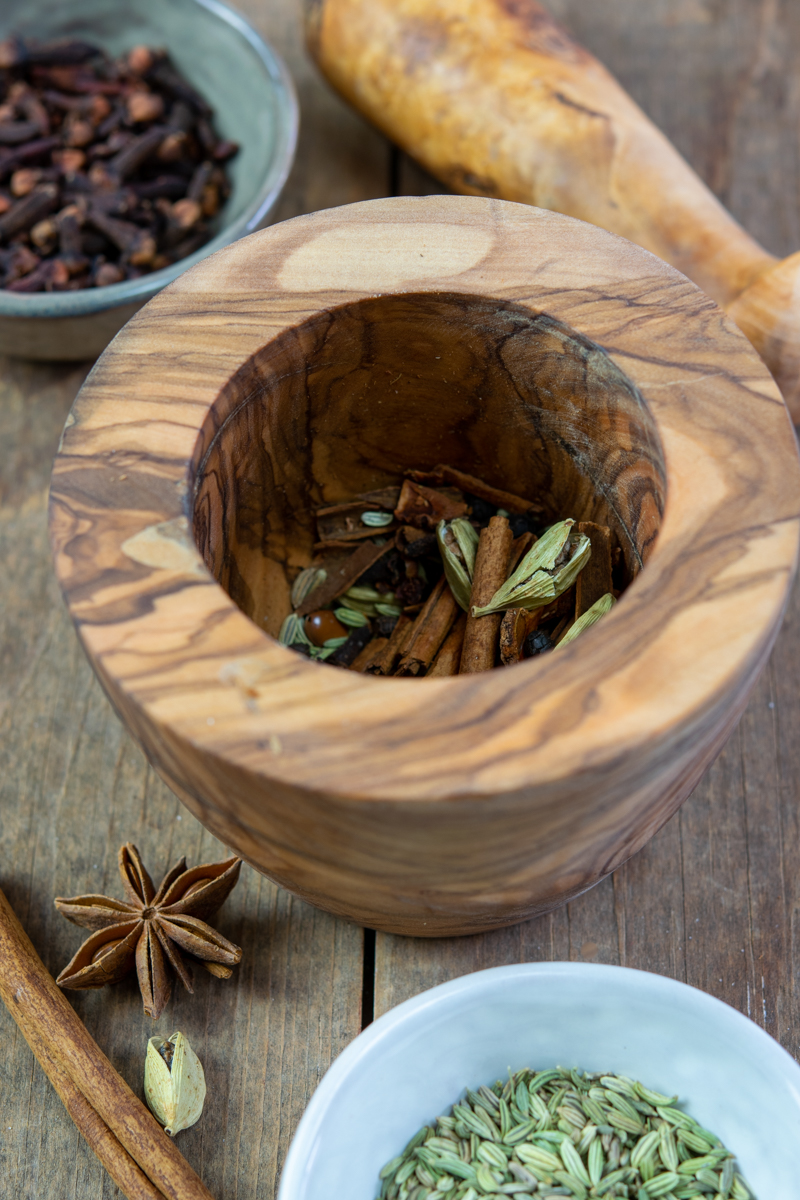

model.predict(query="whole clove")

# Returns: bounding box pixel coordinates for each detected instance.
[329,624,373,667]
[0,135,61,176]
[0,119,42,145]
[0,35,237,291]
[0,181,57,240]
[87,207,155,265]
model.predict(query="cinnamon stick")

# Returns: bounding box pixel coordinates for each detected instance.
[499,608,540,666]
[365,614,413,675]
[427,613,467,676]
[460,515,513,673]
[393,479,467,530]
[296,540,392,616]
[575,522,613,617]
[407,464,542,516]
[0,885,213,1200]
[395,575,459,676]
[508,530,535,573]
[12,1002,163,1200]
[351,635,388,671]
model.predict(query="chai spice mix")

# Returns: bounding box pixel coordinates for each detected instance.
[280,465,626,676]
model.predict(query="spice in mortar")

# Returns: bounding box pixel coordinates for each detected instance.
[377,1066,753,1199]
[0,36,237,291]
[279,465,626,675]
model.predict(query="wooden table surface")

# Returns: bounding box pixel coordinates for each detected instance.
[2,1,799,1196]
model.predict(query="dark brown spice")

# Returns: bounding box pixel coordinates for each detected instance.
[394,478,468,530]
[282,470,622,675]
[575,521,613,616]
[395,576,460,676]
[0,36,237,290]
[295,540,394,616]
[459,515,514,673]
[428,613,467,676]
[407,463,545,517]
[329,624,373,667]
[54,844,242,1020]
[364,615,414,675]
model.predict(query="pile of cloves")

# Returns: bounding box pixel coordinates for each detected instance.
[280,464,627,677]
[0,36,237,292]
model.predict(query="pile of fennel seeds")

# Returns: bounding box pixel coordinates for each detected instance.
[376,1067,752,1200]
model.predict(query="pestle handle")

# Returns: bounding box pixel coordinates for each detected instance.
[305,0,800,420]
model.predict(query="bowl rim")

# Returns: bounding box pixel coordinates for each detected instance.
[277,961,800,1200]
[48,195,800,804]
[0,0,299,318]
[47,195,800,932]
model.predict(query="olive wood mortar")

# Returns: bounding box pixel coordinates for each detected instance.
[49,196,800,937]
[305,0,800,424]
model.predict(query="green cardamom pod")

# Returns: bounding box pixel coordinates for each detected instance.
[556,592,615,649]
[471,519,590,616]
[144,1032,206,1136]
[437,517,479,610]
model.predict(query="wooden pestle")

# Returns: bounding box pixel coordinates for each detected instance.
[305,0,800,421]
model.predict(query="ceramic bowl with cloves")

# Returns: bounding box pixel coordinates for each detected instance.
[0,0,297,360]
[49,195,800,936]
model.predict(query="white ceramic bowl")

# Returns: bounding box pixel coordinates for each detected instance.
[279,963,800,1200]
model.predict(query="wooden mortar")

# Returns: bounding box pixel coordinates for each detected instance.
[49,196,800,936]
[304,0,800,423]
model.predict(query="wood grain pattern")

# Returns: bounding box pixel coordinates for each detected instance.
[5,3,800,1196]
[49,194,800,935]
[0,0,370,1195]
[305,0,800,420]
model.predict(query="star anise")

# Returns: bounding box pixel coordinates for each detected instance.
[54,844,243,1019]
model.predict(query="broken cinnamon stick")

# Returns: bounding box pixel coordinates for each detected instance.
[460,515,514,673]
[407,464,542,516]
[427,613,467,676]
[508,530,535,573]
[575,522,613,617]
[0,884,212,1200]
[350,635,388,671]
[393,479,467,530]
[365,614,413,675]
[296,540,393,616]
[499,608,540,666]
[395,575,459,675]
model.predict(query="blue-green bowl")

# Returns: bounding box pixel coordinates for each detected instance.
[0,0,298,359]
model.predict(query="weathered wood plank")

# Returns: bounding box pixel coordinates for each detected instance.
[376,0,800,1063]
[0,364,365,1199]
[0,0,384,1195]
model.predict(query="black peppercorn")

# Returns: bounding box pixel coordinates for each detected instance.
[523,629,553,657]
